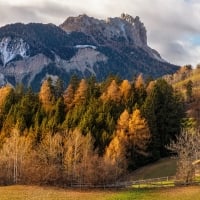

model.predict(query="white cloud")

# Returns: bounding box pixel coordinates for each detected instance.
[0,0,200,66]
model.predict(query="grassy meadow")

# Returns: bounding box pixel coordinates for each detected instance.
[0,185,200,200]
[129,157,177,180]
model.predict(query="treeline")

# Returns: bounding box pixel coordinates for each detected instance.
[0,75,185,185]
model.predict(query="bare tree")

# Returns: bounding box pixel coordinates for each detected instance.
[168,129,200,184]
[0,128,31,184]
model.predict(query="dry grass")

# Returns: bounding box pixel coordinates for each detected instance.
[0,185,119,200]
[0,185,200,200]
[148,186,200,200]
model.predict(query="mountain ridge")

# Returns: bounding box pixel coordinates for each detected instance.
[0,14,179,91]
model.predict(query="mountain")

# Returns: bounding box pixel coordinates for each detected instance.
[0,14,179,91]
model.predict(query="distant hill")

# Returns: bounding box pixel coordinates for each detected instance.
[163,66,200,125]
[0,14,179,91]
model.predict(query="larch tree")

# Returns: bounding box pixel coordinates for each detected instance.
[104,129,128,179]
[127,108,150,168]
[146,81,155,95]
[128,109,151,152]
[73,79,88,106]
[120,80,131,102]
[101,80,121,103]
[39,78,55,113]
[0,85,13,129]
[135,74,145,89]
[63,84,75,110]
[117,109,130,131]
[0,85,12,110]
[104,109,130,179]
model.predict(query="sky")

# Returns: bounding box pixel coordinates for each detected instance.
[0,0,200,66]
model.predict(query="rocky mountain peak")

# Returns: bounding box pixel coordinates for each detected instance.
[0,15,179,90]
[60,13,147,47]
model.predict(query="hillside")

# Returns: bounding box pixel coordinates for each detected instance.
[130,158,177,181]
[163,66,200,125]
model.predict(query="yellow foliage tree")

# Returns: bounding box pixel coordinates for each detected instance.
[73,79,88,105]
[120,80,131,101]
[0,85,12,112]
[63,84,74,110]
[101,80,121,103]
[117,109,130,131]
[104,130,127,178]
[0,128,31,184]
[135,73,144,89]
[128,109,151,151]
[39,79,55,112]
[146,81,155,95]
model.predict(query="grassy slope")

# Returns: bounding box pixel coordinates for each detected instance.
[129,158,177,180]
[0,185,200,200]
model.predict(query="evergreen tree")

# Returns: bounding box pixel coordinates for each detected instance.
[54,78,64,99]
[142,79,185,158]
[54,97,66,126]
[184,80,193,102]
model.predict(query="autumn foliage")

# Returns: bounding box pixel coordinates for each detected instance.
[0,75,185,186]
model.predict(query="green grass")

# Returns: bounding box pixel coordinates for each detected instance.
[0,185,200,200]
[129,158,177,181]
[132,180,175,189]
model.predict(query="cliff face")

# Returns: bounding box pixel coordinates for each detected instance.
[60,14,147,47]
[0,14,179,91]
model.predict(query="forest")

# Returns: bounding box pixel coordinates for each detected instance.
[0,74,185,186]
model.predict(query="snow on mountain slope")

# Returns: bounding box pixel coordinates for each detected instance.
[0,37,29,66]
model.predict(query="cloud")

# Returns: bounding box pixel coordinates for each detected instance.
[0,0,200,66]
[0,1,75,25]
